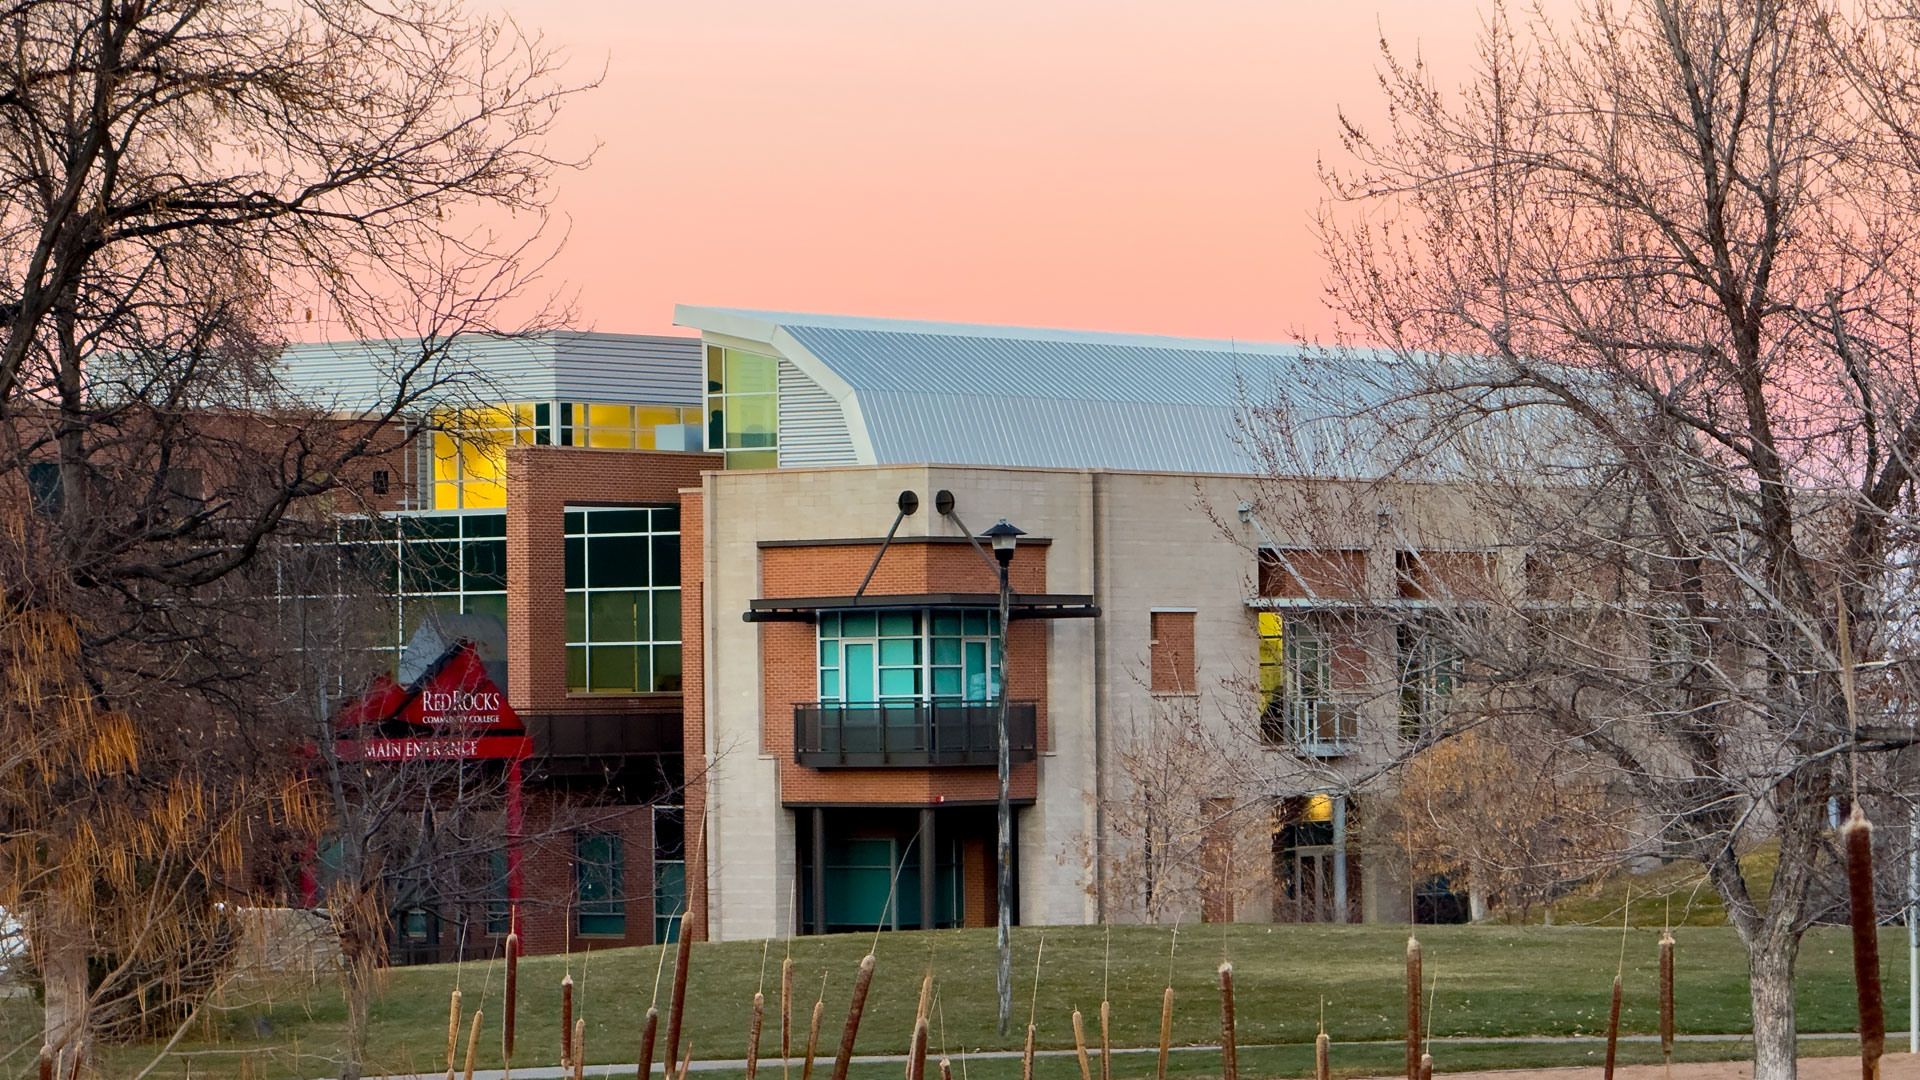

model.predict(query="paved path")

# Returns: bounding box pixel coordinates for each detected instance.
[356,1032,1903,1080]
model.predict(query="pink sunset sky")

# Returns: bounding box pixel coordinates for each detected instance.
[492,1,1509,343]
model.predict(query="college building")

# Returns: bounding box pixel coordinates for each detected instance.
[274,310,1488,956]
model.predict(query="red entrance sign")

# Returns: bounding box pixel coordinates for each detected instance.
[336,735,533,762]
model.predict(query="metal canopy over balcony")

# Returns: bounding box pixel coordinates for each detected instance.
[794,700,1038,768]
[746,593,1097,623]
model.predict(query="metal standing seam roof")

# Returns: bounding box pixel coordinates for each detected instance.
[271,331,703,414]
[675,306,1404,475]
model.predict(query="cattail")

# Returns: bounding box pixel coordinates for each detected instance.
[1072,1010,1092,1080]
[574,1018,587,1080]
[504,932,520,1062]
[638,1007,660,1080]
[1156,987,1174,1080]
[940,1059,953,1080]
[1603,974,1623,1080]
[782,958,795,1080]
[1420,1052,1433,1080]
[907,1018,930,1080]
[561,975,575,1067]
[675,1043,694,1080]
[665,924,695,1076]
[1100,1001,1112,1080]
[447,988,464,1080]
[1316,1033,1331,1080]
[803,1000,826,1080]
[464,1010,484,1080]
[1022,1022,1037,1080]
[1406,937,1423,1080]
[1659,932,1676,1066]
[747,991,766,1080]
[829,954,876,1080]
[36,1045,50,1080]
[1219,962,1238,1080]
[1845,807,1886,1080]
[908,974,933,1079]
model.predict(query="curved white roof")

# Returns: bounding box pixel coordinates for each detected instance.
[675,306,1385,475]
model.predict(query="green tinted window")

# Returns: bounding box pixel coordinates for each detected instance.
[565,506,683,695]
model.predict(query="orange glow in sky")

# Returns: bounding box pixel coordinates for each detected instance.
[494,1,1506,341]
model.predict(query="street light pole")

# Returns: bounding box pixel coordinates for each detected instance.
[984,519,1024,1037]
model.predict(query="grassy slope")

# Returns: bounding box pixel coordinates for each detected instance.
[33,921,1903,1080]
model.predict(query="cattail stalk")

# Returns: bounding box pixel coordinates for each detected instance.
[1156,987,1174,1080]
[803,1000,826,1080]
[747,991,766,1080]
[1316,1033,1331,1080]
[1603,974,1623,1080]
[829,954,877,1080]
[1845,807,1886,1080]
[907,1018,930,1080]
[574,1018,588,1080]
[36,1045,50,1080]
[561,975,575,1067]
[463,1010,484,1080]
[1022,1022,1037,1080]
[1219,962,1238,1080]
[1420,1051,1434,1080]
[665,923,695,1076]
[675,1043,694,1080]
[446,987,464,1080]
[940,1059,953,1080]
[1406,937,1423,1080]
[504,932,520,1062]
[1659,932,1676,1069]
[638,1007,660,1080]
[908,974,933,1079]
[1072,1010,1092,1080]
[782,958,795,1080]
[1100,1001,1112,1080]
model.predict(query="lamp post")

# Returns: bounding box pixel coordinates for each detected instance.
[983,518,1024,1036]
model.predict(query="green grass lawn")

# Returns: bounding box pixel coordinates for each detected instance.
[18,922,1902,1080]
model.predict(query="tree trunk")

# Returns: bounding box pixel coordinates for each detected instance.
[40,930,92,1075]
[1749,931,1802,1080]
[341,944,372,1080]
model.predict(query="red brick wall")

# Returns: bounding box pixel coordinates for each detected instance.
[1149,611,1196,693]
[503,446,718,713]
[509,790,659,957]
[678,487,710,942]
[760,540,1049,806]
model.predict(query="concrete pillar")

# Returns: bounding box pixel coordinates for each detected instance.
[1333,794,1349,924]
[811,808,827,935]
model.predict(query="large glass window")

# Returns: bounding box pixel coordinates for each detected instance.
[1257,613,1354,749]
[1397,622,1457,740]
[282,511,507,655]
[817,609,1001,703]
[574,833,625,936]
[653,805,684,945]
[429,401,696,510]
[565,506,683,694]
[705,345,779,470]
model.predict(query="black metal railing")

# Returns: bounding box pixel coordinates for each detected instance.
[794,700,1038,768]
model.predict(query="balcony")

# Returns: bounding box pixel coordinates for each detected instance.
[1260,698,1361,758]
[794,700,1038,768]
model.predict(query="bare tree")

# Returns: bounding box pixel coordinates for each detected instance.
[0,0,584,1069]
[1284,0,1920,1075]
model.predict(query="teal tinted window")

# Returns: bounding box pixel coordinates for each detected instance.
[819,609,1000,705]
[575,833,625,936]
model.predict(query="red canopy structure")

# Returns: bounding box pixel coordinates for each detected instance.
[332,638,531,916]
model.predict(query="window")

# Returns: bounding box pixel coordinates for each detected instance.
[705,345,779,469]
[653,806,685,944]
[575,833,625,936]
[428,401,695,509]
[1398,623,1456,740]
[1149,611,1196,693]
[486,850,511,936]
[285,511,508,655]
[26,462,60,515]
[817,609,1001,703]
[1650,615,1700,686]
[370,469,390,496]
[565,506,683,694]
[1257,613,1355,752]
